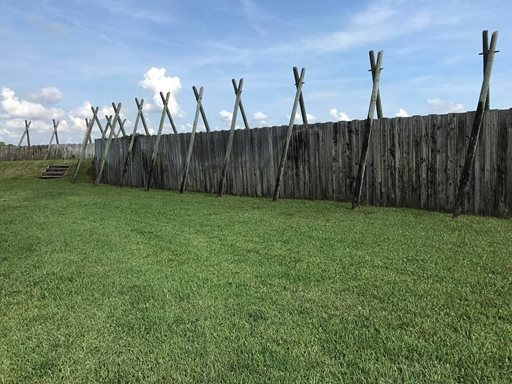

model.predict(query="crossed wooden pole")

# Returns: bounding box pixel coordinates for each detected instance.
[145,92,172,190]
[352,50,384,208]
[17,120,31,148]
[44,119,60,159]
[95,103,122,185]
[119,98,150,186]
[218,79,245,196]
[453,31,498,217]
[272,68,306,201]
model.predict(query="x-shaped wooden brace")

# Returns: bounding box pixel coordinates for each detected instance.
[479,30,499,111]
[119,98,150,186]
[352,50,384,209]
[218,79,244,196]
[146,92,172,190]
[369,50,384,119]
[293,67,308,127]
[192,86,211,132]
[180,86,204,193]
[112,103,127,138]
[272,68,306,201]
[17,120,31,148]
[159,91,178,134]
[231,79,250,129]
[45,119,60,160]
[95,103,122,185]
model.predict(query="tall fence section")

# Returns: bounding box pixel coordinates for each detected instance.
[0,143,94,161]
[95,109,512,217]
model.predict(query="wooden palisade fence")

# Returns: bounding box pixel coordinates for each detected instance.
[95,109,512,217]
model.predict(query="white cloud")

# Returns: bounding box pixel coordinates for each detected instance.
[139,67,182,117]
[427,98,464,114]
[329,108,351,121]
[0,87,65,119]
[395,108,410,117]
[30,86,63,104]
[219,110,233,122]
[253,111,268,125]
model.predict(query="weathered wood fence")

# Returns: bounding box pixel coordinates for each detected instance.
[95,109,512,216]
[0,144,94,161]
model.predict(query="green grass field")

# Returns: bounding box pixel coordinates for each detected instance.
[0,160,511,383]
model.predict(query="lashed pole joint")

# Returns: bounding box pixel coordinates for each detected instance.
[218,79,244,196]
[180,86,204,193]
[369,50,384,119]
[293,66,308,127]
[453,31,498,218]
[479,30,499,111]
[352,51,384,209]
[272,67,306,202]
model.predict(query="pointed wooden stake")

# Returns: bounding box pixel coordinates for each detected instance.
[45,119,60,159]
[180,86,203,193]
[453,31,498,218]
[352,51,384,208]
[272,67,306,202]
[135,97,150,136]
[218,79,243,196]
[160,91,178,134]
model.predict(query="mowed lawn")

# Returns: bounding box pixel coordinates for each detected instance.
[0,160,511,383]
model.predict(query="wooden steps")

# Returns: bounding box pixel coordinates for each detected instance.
[39,165,71,179]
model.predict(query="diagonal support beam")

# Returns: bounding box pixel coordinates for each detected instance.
[193,86,210,132]
[293,66,308,127]
[146,92,171,190]
[135,98,150,136]
[160,91,178,134]
[369,50,384,119]
[180,86,203,193]
[272,68,306,202]
[45,119,60,160]
[231,79,250,130]
[453,31,498,218]
[95,103,122,185]
[218,79,243,196]
[352,51,384,208]
[72,117,95,182]
[119,98,147,186]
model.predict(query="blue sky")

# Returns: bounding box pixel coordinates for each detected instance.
[0,0,510,144]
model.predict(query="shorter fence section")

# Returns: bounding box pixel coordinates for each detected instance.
[0,144,94,161]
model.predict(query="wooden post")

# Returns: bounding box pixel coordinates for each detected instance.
[45,119,60,160]
[85,119,92,144]
[95,103,121,185]
[12,120,31,160]
[453,31,498,218]
[72,117,95,183]
[272,68,306,202]
[193,86,210,132]
[160,91,178,134]
[232,79,250,130]
[91,107,107,139]
[146,92,170,190]
[180,86,203,193]
[25,120,31,148]
[369,50,384,119]
[352,51,384,208]
[218,79,243,196]
[293,66,308,127]
[119,98,146,185]
[135,98,150,136]
[116,117,127,137]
